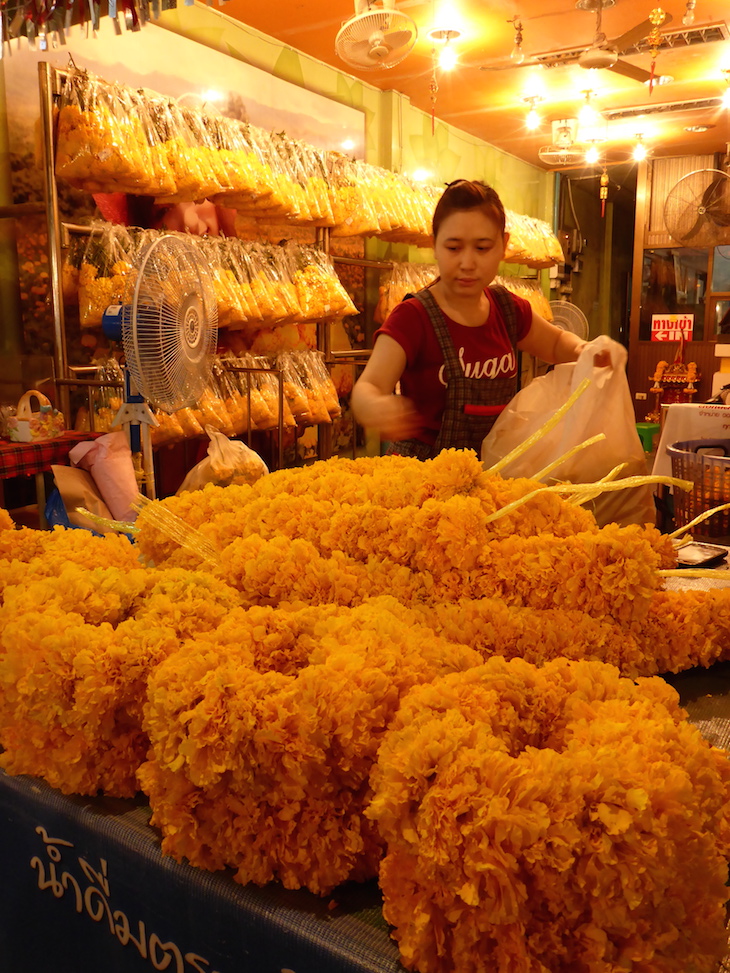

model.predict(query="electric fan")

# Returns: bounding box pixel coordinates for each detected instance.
[538,119,585,168]
[663,169,730,248]
[335,0,417,71]
[549,300,590,340]
[102,234,218,499]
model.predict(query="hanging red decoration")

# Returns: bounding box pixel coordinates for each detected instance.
[600,167,609,218]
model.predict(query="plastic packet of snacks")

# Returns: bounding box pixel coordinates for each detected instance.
[62,233,85,304]
[215,355,251,436]
[277,352,314,424]
[150,100,217,205]
[328,155,381,238]
[190,385,235,438]
[128,89,177,199]
[150,408,186,447]
[270,133,313,225]
[56,70,148,194]
[303,145,336,227]
[212,117,263,200]
[91,357,125,432]
[250,356,296,430]
[204,238,248,330]
[243,127,298,220]
[306,247,358,318]
[267,244,304,322]
[296,351,340,422]
[216,124,280,214]
[241,244,288,325]
[78,222,139,329]
[304,350,342,420]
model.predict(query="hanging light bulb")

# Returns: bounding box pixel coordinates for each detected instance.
[509,17,525,64]
[682,0,696,26]
[522,94,543,130]
[633,135,648,161]
[723,70,730,109]
[428,28,461,72]
[585,144,600,165]
[578,90,599,129]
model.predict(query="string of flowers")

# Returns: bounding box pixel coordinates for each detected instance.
[367,656,730,973]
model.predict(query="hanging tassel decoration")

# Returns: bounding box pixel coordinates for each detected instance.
[647,7,666,94]
[429,46,438,136]
[600,167,609,218]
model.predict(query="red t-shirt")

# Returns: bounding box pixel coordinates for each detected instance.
[374,288,533,445]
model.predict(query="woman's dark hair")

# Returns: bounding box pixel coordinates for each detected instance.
[432,179,506,239]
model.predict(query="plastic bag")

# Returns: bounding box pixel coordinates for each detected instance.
[480,335,656,528]
[177,425,268,494]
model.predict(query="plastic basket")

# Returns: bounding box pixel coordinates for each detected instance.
[667,439,730,542]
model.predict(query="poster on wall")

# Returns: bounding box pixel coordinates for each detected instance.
[651,314,694,342]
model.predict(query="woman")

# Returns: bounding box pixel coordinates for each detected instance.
[352,179,609,459]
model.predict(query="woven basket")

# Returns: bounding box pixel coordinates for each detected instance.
[667,439,730,543]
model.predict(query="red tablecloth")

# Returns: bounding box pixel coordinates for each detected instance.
[0,432,103,480]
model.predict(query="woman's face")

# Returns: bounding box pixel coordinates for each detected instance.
[433,207,508,298]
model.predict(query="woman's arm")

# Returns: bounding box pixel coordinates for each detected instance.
[351,334,421,441]
[517,309,612,366]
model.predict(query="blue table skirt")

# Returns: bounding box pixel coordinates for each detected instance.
[0,768,402,973]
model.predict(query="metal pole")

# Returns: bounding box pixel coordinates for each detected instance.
[38,61,70,420]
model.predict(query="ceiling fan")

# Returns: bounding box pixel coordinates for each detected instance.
[479,0,672,84]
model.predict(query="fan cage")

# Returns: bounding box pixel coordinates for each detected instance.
[335,9,417,69]
[122,236,218,415]
[549,301,590,339]
[663,169,730,248]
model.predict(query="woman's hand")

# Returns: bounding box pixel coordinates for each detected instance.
[370,394,422,441]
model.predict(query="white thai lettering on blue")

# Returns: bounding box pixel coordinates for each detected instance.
[29,824,221,973]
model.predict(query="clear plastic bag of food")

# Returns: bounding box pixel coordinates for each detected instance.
[177,424,268,494]
[56,70,149,194]
[150,100,216,204]
[277,352,313,425]
[78,222,138,329]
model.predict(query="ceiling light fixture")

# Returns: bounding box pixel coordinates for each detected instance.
[577,90,607,143]
[723,69,730,109]
[633,134,648,161]
[585,144,601,164]
[522,94,543,130]
[508,16,525,65]
[428,27,461,71]
[682,0,696,26]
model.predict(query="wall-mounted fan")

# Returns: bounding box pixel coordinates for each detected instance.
[538,119,585,167]
[663,169,730,247]
[479,0,671,84]
[102,234,218,498]
[335,0,417,71]
[550,300,590,340]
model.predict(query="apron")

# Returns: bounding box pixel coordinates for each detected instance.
[389,284,521,460]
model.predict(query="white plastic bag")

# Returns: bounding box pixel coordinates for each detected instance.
[481,335,656,528]
[177,425,268,494]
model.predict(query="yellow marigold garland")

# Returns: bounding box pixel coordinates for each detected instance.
[368,657,730,973]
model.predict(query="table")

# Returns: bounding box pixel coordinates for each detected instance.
[651,403,730,478]
[0,432,101,527]
[0,769,402,973]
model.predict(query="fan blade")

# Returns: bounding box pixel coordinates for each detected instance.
[380,28,413,49]
[610,11,672,53]
[606,59,653,83]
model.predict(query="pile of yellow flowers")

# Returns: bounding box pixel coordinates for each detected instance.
[2,452,730,973]
[368,656,730,973]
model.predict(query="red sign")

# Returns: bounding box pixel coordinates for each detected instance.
[651,314,694,342]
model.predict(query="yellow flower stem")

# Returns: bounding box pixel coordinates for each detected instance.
[532,433,606,482]
[657,568,730,578]
[568,462,627,506]
[75,507,139,535]
[133,495,219,565]
[486,377,592,475]
[667,502,730,542]
[482,475,694,525]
